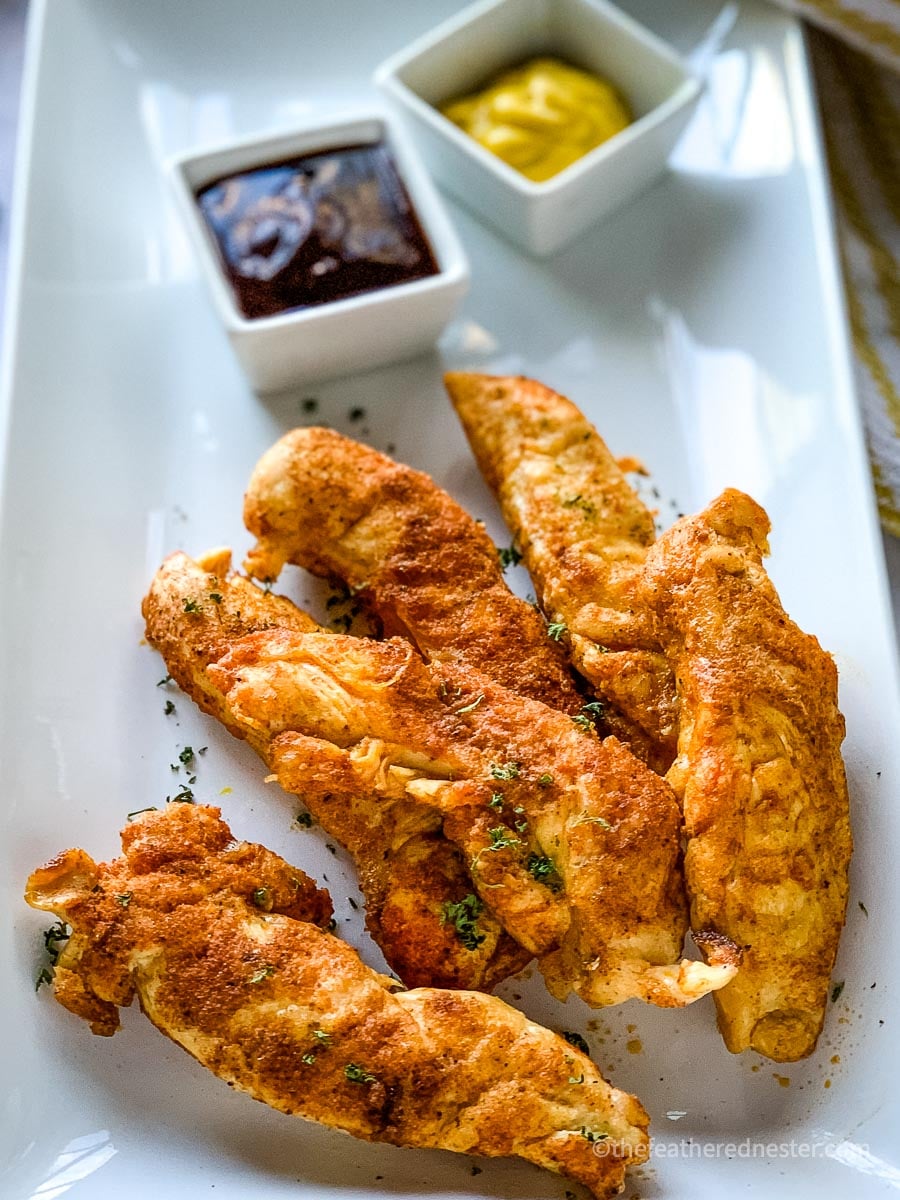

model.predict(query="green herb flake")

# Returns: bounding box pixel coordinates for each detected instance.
[568,1073,585,1084]
[563,1031,590,1056]
[831,981,845,1003]
[35,967,53,992]
[547,622,567,642]
[488,792,504,810]
[164,700,176,716]
[574,813,612,830]
[252,887,271,909]
[562,494,597,518]
[313,1028,331,1044]
[344,1062,377,1085]
[209,592,223,604]
[294,810,314,828]
[497,544,523,570]
[580,1127,608,1143]
[456,694,485,715]
[249,965,276,984]
[301,1052,317,1066]
[301,397,319,414]
[182,598,202,614]
[115,892,133,908]
[167,785,195,805]
[538,773,554,787]
[526,853,562,892]
[156,675,172,687]
[490,761,520,781]
[440,894,486,951]
[572,713,594,732]
[488,827,521,852]
[179,746,195,767]
[859,901,869,917]
[127,806,159,821]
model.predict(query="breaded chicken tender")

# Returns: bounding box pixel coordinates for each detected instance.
[641,491,852,1060]
[242,426,583,715]
[25,804,650,1200]
[445,372,677,770]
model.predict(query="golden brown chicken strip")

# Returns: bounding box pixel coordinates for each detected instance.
[445,372,677,769]
[242,426,583,715]
[164,605,739,1008]
[25,804,649,1199]
[142,550,529,992]
[641,491,852,1060]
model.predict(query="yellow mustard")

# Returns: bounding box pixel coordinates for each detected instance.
[441,57,632,183]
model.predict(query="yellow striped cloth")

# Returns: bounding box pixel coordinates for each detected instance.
[773,3,900,533]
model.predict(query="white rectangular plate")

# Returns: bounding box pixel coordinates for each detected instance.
[3,1,900,1198]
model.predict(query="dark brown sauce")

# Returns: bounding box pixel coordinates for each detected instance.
[196,142,439,320]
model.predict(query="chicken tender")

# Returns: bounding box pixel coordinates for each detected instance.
[641,491,852,1060]
[25,804,649,1200]
[445,372,677,770]
[243,426,583,715]
[142,550,528,992]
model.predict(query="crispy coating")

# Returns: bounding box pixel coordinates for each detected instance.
[445,372,677,769]
[142,550,528,992]
[242,426,582,714]
[161,593,738,1008]
[641,491,852,1060]
[25,805,649,1199]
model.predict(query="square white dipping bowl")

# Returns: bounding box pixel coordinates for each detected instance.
[375,0,702,256]
[169,115,470,393]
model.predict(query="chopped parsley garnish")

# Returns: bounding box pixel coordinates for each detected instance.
[348,897,359,911]
[182,598,202,614]
[581,701,605,721]
[115,892,133,908]
[167,785,195,804]
[249,965,275,984]
[456,694,485,715]
[156,675,172,687]
[488,827,521,852]
[312,1028,331,1044]
[580,1127,608,1143]
[164,700,176,716]
[562,494,597,518]
[563,1031,591,1056]
[538,773,554,787]
[574,813,612,830]
[344,1062,377,1085]
[209,592,223,604]
[831,981,845,1003]
[488,792,504,810]
[127,806,159,820]
[179,746,195,767]
[859,901,869,917]
[526,853,562,892]
[301,1052,317,1066]
[497,544,523,569]
[568,1073,585,1084]
[440,894,486,951]
[572,713,594,732]
[547,622,567,641]
[35,921,71,991]
[252,887,271,909]
[490,761,520,781]
[294,810,314,828]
